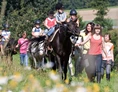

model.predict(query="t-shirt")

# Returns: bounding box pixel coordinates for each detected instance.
[80,31,90,54]
[18,38,29,54]
[102,42,114,60]
[2,30,11,41]
[45,17,56,29]
[32,27,42,37]
[55,12,66,22]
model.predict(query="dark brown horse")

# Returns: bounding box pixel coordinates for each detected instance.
[49,21,80,80]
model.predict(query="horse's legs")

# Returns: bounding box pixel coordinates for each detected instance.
[56,55,63,79]
[63,56,70,81]
[68,54,74,76]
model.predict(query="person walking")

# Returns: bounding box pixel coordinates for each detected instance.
[101,33,114,81]
[75,24,107,83]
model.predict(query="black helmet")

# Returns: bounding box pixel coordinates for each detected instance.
[70,9,77,15]
[55,3,63,10]
[34,20,40,24]
[49,11,54,15]
[2,24,9,28]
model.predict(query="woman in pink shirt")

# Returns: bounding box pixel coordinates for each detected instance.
[16,32,29,67]
[75,24,107,83]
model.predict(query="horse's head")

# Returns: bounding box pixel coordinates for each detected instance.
[5,38,17,55]
[66,21,80,36]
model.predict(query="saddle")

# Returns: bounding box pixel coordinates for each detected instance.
[48,28,59,42]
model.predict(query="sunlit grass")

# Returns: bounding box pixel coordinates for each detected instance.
[0,54,117,92]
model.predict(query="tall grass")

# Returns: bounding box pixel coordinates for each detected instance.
[0,54,118,92]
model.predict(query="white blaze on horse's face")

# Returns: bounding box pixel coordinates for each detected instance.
[38,42,44,56]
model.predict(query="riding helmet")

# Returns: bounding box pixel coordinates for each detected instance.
[34,20,40,24]
[70,9,77,15]
[2,24,9,28]
[49,11,54,15]
[55,3,64,10]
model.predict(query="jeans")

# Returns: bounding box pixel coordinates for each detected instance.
[47,27,55,36]
[20,53,28,66]
[101,60,112,75]
[88,54,102,74]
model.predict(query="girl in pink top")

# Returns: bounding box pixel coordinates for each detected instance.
[16,32,29,66]
[75,24,107,83]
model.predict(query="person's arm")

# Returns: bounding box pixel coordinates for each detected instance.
[60,12,67,23]
[102,37,108,58]
[16,39,20,48]
[110,44,114,61]
[75,35,91,46]
[76,19,79,27]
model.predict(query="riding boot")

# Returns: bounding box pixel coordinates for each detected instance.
[106,74,110,81]
[97,73,101,83]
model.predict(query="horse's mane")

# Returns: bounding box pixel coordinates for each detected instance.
[29,36,46,42]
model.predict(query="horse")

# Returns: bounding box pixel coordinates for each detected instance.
[69,35,84,76]
[49,21,80,80]
[0,38,17,64]
[28,36,46,69]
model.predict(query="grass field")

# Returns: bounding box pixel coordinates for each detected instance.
[0,54,118,92]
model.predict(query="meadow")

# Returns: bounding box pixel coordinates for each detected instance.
[0,53,118,92]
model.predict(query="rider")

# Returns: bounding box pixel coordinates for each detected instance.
[67,9,79,27]
[44,11,56,34]
[46,2,67,37]
[32,19,44,38]
[0,24,11,55]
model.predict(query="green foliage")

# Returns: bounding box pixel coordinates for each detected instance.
[5,0,57,38]
[109,30,118,62]
[90,0,113,31]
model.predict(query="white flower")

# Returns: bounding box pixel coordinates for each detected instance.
[0,76,8,85]
[0,86,2,90]
[7,90,12,92]
[76,87,87,92]
[44,62,54,68]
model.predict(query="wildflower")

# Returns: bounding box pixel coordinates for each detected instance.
[9,72,23,82]
[9,80,18,88]
[93,83,100,92]
[49,70,60,81]
[0,76,8,85]
[104,86,109,92]
[76,86,87,92]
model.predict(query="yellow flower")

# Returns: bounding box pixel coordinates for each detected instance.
[93,83,100,92]
[83,78,89,83]
[0,67,3,71]
[9,80,18,88]
[65,79,69,84]
[104,86,109,92]
[46,80,51,86]
[87,86,92,92]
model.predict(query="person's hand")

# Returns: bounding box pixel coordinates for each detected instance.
[75,43,80,47]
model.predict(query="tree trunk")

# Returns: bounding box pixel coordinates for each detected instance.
[0,0,7,28]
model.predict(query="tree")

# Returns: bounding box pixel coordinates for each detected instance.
[5,0,57,38]
[90,0,113,31]
[0,0,7,28]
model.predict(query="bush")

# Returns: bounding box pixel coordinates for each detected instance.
[93,17,113,32]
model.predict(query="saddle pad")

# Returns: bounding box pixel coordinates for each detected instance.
[49,29,59,42]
